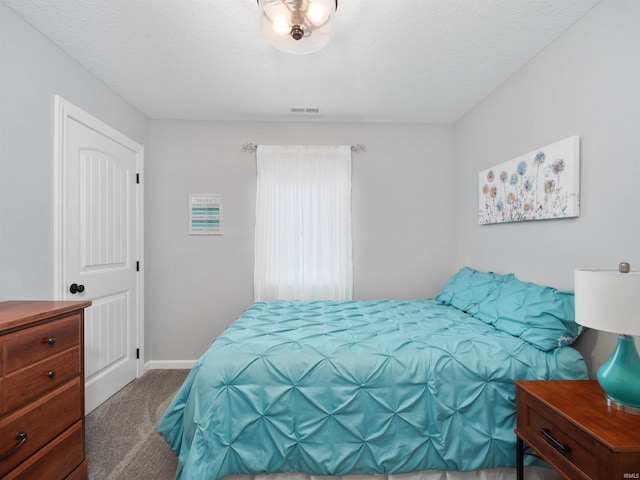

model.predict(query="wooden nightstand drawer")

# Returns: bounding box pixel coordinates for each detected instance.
[0,379,81,477]
[3,347,81,413]
[516,380,640,480]
[521,393,597,478]
[4,314,80,372]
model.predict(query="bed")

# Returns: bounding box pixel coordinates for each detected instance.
[158,268,588,480]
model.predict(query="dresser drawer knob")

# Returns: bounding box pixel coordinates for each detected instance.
[47,337,56,346]
[540,428,571,452]
[0,431,27,461]
[47,370,56,379]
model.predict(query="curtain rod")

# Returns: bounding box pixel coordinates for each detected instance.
[241,143,366,153]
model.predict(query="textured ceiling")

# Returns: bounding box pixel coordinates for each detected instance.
[2,0,601,123]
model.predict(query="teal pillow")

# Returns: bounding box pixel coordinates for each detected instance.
[436,267,513,315]
[475,277,582,351]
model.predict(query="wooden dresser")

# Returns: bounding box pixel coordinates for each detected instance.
[0,300,91,480]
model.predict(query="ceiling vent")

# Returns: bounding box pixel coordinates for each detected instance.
[290,106,321,116]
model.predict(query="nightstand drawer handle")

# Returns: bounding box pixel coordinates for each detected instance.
[0,431,27,460]
[540,428,571,452]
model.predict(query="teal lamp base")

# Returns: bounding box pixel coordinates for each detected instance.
[597,334,640,415]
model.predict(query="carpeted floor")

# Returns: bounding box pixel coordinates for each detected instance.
[86,369,189,480]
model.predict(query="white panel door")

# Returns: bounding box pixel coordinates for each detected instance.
[54,97,144,414]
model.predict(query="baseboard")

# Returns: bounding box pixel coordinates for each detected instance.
[144,360,197,372]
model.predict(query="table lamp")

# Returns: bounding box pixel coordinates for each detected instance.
[574,263,640,414]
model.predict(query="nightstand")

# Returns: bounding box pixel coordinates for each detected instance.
[515,380,640,480]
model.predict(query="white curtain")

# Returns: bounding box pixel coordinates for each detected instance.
[254,145,353,302]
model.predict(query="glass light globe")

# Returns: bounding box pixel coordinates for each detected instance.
[258,0,337,54]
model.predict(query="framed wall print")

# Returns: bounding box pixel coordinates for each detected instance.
[478,136,580,225]
[189,194,222,235]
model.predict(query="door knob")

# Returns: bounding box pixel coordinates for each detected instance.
[69,283,85,294]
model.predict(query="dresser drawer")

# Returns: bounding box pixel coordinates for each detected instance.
[4,314,80,373]
[3,420,84,480]
[3,347,80,413]
[0,379,81,477]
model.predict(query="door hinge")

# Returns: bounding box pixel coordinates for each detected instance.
[136,261,140,272]
[136,173,140,184]
[136,348,140,359]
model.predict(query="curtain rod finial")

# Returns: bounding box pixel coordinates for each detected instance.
[242,142,258,153]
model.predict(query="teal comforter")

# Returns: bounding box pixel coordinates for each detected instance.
[158,300,588,480]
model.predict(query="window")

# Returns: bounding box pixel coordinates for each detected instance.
[254,145,353,301]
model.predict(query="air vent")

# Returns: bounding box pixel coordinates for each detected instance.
[290,106,321,115]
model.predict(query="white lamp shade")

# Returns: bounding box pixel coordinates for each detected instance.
[574,268,640,336]
[259,0,336,54]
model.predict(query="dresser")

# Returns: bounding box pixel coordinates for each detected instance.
[0,300,91,480]
[515,379,640,480]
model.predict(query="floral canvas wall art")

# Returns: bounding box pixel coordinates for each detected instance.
[478,136,580,224]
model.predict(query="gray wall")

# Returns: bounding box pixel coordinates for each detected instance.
[147,121,456,361]
[0,3,149,300]
[454,0,640,375]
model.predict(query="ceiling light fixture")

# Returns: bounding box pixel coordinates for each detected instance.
[258,0,338,54]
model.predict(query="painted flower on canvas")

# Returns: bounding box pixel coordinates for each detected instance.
[478,137,580,224]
